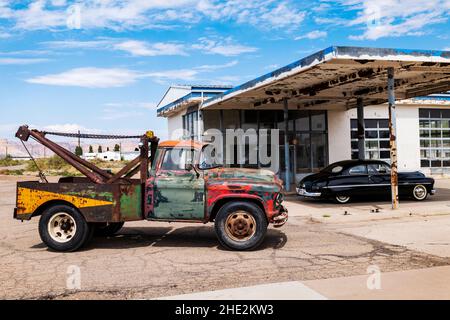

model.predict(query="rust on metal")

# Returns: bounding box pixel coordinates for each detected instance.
[15,125,159,185]
[388,67,399,209]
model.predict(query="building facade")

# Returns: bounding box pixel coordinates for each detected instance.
[158,86,450,183]
[157,47,450,187]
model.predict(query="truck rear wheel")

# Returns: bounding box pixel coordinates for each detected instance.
[39,204,92,252]
[94,222,125,237]
[214,201,267,251]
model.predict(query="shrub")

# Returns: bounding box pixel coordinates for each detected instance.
[0,155,21,167]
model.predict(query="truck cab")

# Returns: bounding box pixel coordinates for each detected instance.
[145,140,288,250]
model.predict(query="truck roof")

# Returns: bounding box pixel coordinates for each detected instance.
[158,140,206,149]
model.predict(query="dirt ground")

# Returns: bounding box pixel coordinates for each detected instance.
[1,175,450,300]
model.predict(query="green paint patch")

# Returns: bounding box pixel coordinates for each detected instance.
[120,186,142,220]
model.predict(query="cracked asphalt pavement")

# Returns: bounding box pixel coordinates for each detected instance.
[1,176,449,300]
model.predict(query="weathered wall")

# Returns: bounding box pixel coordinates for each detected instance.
[347,104,421,172]
[327,110,351,164]
[167,110,185,140]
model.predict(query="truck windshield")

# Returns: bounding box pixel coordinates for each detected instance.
[199,144,223,170]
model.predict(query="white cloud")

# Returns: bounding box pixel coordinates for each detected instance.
[50,0,67,6]
[295,30,327,40]
[42,39,111,49]
[43,124,100,133]
[195,60,238,71]
[193,37,257,56]
[100,101,158,120]
[43,39,188,56]
[0,123,19,133]
[26,67,198,88]
[26,67,142,88]
[196,0,306,30]
[25,59,239,88]
[0,57,50,65]
[144,69,198,81]
[1,0,306,32]
[113,40,187,56]
[341,0,450,40]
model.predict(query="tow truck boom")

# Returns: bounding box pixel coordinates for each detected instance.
[15,125,159,184]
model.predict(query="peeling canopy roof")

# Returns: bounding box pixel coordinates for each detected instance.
[157,85,232,117]
[202,46,450,111]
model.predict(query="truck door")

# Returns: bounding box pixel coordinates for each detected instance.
[151,147,205,220]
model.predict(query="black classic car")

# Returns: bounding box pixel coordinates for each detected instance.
[296,160,435,203]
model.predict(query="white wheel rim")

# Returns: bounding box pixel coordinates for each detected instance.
[413,185,427,200]
[48,213,77,243]
[336,196,350,203]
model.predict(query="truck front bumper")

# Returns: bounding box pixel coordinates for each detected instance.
[271,205,288,228]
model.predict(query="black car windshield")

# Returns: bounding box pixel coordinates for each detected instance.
[198,144,223,170]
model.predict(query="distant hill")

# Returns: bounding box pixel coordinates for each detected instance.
[0,138,141,159]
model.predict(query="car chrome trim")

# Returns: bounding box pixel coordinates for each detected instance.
[323,182,433,189]
[296,188,321,197]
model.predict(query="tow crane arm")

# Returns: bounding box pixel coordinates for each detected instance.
[15,125,159,184]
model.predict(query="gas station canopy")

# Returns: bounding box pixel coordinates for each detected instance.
[202,46,450,111]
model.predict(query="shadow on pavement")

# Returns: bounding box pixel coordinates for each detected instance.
[286,187,450,207]
[40,225,289,251]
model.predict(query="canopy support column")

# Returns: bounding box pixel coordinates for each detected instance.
[388,67,399,209]
[357,97,365,160]
[283,98,291,191]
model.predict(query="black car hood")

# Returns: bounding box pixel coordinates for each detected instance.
[299,172,330,184]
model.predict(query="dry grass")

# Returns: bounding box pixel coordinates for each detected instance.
[0,155,131,177]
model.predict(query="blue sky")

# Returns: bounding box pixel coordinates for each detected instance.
[0,0,449,140]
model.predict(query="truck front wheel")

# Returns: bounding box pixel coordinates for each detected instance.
[214,201,268,251]
[39,204,92,252]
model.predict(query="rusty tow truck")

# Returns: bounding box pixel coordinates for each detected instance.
[13,126,288,252]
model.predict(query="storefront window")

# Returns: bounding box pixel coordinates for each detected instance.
[182,111,198,140]
[420,108,450,168]
[350,119,390,162]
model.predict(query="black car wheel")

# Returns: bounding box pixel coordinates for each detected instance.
[39,204,92,252]
[412,184,428,201]
[335,195,351,204]
[215,201,268,251]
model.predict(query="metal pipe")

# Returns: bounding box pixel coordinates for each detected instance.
[283,98,291,191]
[107,156,141,183]
[388,67,399,209]
[140,135,149,184]
[357,97,365,160]
[219,109,225,166]
[49,138,112,179]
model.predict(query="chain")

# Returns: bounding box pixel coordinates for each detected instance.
[20,140,48,183]
[41,131,143,139]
